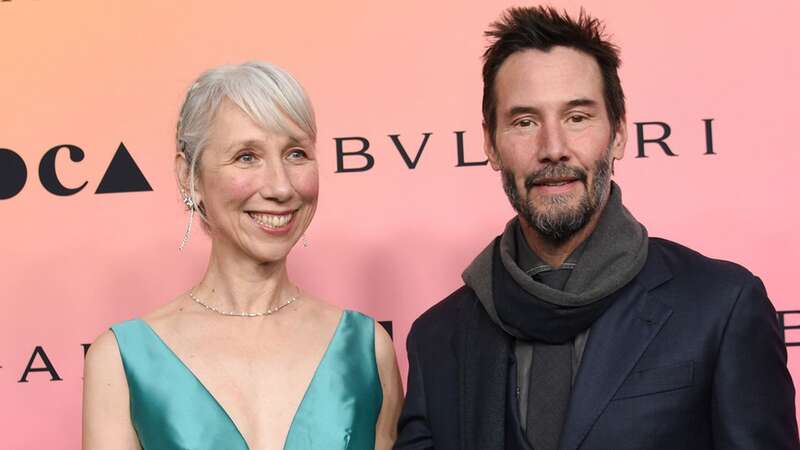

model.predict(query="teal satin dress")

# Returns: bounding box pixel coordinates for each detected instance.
[111,310,383,450]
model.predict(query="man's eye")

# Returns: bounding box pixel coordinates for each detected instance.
[517,119,534,127]
[569,115,588,123]
[237,153,256,163]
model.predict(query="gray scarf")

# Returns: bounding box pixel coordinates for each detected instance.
[463,181,649,343]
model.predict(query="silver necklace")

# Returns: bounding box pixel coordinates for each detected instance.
[188,290,298,317]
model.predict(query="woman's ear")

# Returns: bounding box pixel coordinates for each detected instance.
[175,151,190,195]
[175,151,201,207]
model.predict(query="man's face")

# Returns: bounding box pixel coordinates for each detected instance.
[484,46,627,242]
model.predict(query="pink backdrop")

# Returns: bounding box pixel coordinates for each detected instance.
[1,0,798,448]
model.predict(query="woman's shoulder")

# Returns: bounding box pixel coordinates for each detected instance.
[297,296,389,349]
[319,302,395,368]
[83,330,140,447]
[296,294,344,326]
[125,293,206,339]
[139,294,190,324]
[87,311,152,367]
[86,301,168,375]
[302,296,383,332]
[97,296,189,354]
[83,329,130,409]
[85,328,121,369]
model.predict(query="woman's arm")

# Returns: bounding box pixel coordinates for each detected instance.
[82,330,141,450]
[374,322,404,450]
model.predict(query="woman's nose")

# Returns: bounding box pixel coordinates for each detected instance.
[259,160,294,202]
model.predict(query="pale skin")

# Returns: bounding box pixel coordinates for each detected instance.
[82,99,403,449]
[483,46,628,267]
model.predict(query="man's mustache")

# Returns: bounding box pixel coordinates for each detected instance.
[523,165,588,191]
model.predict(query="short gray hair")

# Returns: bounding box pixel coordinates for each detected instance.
[176,61,316,218]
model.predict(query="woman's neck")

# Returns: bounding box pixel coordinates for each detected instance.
[194,241,296,313]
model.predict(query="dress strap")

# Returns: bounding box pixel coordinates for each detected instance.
[284,310,383,450]
[111,319,248,450]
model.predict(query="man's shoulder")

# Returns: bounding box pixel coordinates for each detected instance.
[650,237,759,287]
[408,285,478,340]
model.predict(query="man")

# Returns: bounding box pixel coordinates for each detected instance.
[395,6,798,450]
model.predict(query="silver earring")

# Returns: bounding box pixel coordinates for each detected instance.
[302,234,309,248]
[179,195,195,251]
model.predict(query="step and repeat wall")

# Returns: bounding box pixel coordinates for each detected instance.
[2,0,798,447]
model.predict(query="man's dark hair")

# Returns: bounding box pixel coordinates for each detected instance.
[482,6,625,139]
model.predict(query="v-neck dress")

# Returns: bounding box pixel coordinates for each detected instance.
[110,310,383,450]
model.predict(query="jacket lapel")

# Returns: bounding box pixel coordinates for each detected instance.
[558,243,674,450]
[458,291,512,450]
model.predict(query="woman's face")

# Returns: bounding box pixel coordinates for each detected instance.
[191,99,318,263]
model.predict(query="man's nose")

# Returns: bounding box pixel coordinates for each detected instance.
[536,120,570,163]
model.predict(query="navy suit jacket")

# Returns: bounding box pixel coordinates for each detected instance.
[395,238,799,450]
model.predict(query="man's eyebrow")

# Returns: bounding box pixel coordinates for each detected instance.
[506,99,599,117]
[507,105,542,117]
[565,98,599,108]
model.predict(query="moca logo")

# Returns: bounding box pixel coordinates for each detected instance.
[0,142,152,199]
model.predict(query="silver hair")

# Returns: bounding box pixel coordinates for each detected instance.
[176,61,316,220]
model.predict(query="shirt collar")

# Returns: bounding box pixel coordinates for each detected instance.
[513,220,585,276]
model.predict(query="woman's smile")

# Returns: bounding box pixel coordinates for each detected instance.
[246,210,296,234]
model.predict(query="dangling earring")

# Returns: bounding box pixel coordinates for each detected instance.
[179,194,195,251]
[302,234,309,248]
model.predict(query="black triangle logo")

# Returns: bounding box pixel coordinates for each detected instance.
[95,143,153,194]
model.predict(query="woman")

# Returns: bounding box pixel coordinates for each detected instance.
[82,61,403,449]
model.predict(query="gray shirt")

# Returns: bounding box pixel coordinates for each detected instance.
[513,223,590,427]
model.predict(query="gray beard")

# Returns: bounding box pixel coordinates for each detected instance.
[502,148,612,243]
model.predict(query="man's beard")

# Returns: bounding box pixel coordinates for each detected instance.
[502,147,612,243]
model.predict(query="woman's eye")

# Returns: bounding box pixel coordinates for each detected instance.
[237,153,255,163]
[287,149,308,160]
